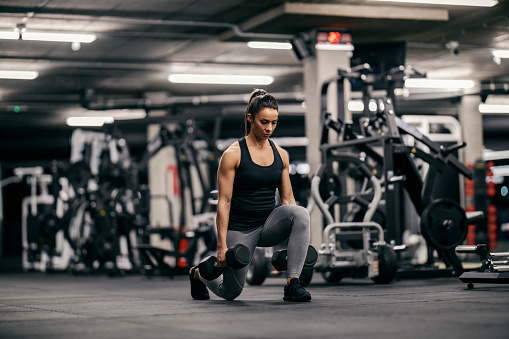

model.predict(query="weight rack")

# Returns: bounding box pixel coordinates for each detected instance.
[456,244,509,289]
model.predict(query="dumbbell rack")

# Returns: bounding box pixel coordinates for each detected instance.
[456,244,509,289]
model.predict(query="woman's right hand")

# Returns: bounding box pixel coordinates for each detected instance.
[216,246,228,268]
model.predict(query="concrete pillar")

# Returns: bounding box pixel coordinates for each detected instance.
[304,50,351,248]
[458,95,483,166]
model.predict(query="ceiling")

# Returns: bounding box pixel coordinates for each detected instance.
[1,0,509,160]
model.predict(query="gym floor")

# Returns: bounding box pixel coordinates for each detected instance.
[0,272,508,338]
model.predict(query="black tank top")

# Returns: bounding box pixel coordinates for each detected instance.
[228,137,284,231]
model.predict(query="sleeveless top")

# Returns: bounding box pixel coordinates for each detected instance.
[228,137,284,231]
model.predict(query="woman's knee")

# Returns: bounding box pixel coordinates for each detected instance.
[220,267,247,301]
[289,205,310,226]
[222,286,243,301]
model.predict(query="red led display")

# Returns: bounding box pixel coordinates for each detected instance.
[328,32,341,44]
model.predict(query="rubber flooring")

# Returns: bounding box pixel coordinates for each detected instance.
[0,272,508,339]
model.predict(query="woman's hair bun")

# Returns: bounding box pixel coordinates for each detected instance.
[249,89,267,103]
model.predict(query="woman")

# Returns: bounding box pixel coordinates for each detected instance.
[189,89,311,302]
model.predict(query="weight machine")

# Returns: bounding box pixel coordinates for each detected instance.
[0,166,73,272]
[312,156,398,284]
[57,127,148,275]
[317,65,483,278]
[136,118,221,277]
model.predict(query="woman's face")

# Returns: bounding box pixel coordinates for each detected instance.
[248,107,278,140]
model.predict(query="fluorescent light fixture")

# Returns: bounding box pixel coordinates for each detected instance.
[0,70,39,80]
[492,49,509,59]
[247,41,292,50]
[368,0,497,6]
[22,32,97,43]
[66,110,146,127]
[66,117,114,127]
[105,109,147,120]
[478,104,509,114]
[404,78,475,89]
[0,30,96,43]
[168,74,274,85]
[315,43,354,51]
[0,31,20,40]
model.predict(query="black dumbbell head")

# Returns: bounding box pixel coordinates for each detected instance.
[226,244,250,269]
[198,256,221,281]
[271,249,288,272]
[271,245,318,272]
[305,245,318,267]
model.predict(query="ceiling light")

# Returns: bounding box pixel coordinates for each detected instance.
[168,74,274,85]
[368,0,497,6]
[22,32,97,43]
[102,109,147,120]
[315,43,354,51]
[0,31,20,40]
[478,104,509,114]
[404,78,475,89]
[492,49,509,59]
[66,117,114,127]
[247,41,292,50]
[0,70,39,80]
[0,29,97,43]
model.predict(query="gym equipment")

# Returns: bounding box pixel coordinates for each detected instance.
[135,119,221,277]
[318,65,482,278]
[247,245,316,286]
[137,211,217,277]
[456,244,509,289]
[247,248,271,285]
[271,245,318,272]
[312,161,398,284]
[420,199,467,251]
[59,127,149,275]
[198,244,250,280]
[0,166,74,272]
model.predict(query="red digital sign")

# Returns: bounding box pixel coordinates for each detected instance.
[315,30,353,51]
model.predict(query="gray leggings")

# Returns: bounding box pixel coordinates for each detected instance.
[199,204,310,301]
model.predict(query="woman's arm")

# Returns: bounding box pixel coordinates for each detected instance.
[215,143,240,267]
[276,145,296,206]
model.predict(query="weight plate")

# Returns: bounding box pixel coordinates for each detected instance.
[246,248,268,286]
[420,199,467,250]
[372,245,398,284]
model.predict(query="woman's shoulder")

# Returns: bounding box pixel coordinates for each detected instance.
[220,141,241,166]
[271,140,289,164]
[225,140,241,153]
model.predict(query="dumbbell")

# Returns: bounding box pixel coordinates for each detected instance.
[198,244,251,280]
[271,245,318,272]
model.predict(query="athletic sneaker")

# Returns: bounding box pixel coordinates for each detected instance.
[283,278,311,302]
[189,266,210,300]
